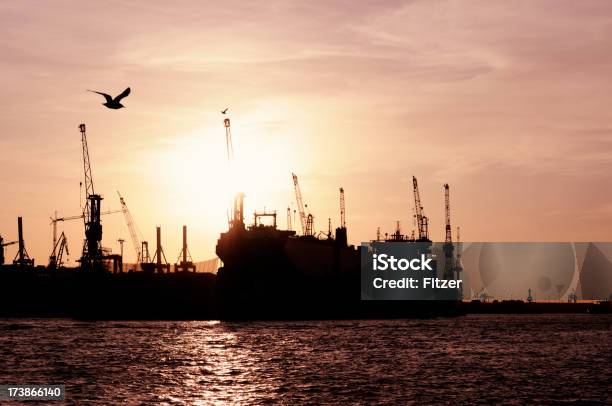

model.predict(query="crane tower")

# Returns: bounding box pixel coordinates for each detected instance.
[117,191,144,262]
[224,117,234,162]
[79,124,104,271]
[412,176,429,241]
[335,187,348,246]
[443,184,454,280]
[292,173,309,236]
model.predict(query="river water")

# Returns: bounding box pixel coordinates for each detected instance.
[1,315,610,404]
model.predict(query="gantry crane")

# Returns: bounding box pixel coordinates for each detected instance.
[443,183,454,279]
[175,225,195,272]
[13,217,34,267]
[0,235,17,266]
[152,226,170,273]
[412,176,429,241]
[292,173,310,236]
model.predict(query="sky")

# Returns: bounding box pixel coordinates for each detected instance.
[1,0,612,264]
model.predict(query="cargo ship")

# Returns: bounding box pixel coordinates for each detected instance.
[215,194,464,319]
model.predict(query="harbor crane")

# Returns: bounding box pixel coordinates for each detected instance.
[292,173,313,236]
[339,187,346,229]
[48,232,69,269]
[50,209,120,258]
[443,184,454,279]
[175,225,196,272]
[13,217,34,267]
[224,115,234,162]
[152,226,170,273]
[0,235,17,266]
[78,124,104,270]
[117,191,146,262]
[455,226,463,298]
[412,176,429,241]
[286,206,292,231]
[336,187,348,246]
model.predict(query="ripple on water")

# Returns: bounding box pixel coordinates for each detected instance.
[0,315,610,404]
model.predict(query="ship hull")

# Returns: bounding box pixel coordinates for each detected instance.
[215,227,464,320]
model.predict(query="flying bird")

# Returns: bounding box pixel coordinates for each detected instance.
[221,108,229,114]
[87,87,131,109]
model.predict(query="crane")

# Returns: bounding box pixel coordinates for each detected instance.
[13,217,34,267]
[444,184,452,244]
[455,226,463,293]
[456,226,462,265]
[339,187,346,229]
[224,116,234,162]
[117,191,144,262]
[412,176,429,241]
[336,187,348,246]
[175,225,195,272]
[443,183,454,279]
[49,232,69,269]
[292,173,308,235]
[50,209,120,255]
[305,213,314,237]
[0,235,17,265]
[79,124,104,270]
[287,206,292,231]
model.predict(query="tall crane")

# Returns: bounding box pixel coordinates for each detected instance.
[79,124,104,271]
[412,176,429,241]
[0,235,17,265]
[175,225,195,272]
[224,116,234,162]
[336,187,348,246]
[339,187,346,229]
[13,217,34,267]
[292,173,308,235]
[455,226,463,279]
[457,226,463,269]
[444,184,452,244]
[443,183,454,279]
[117,191,144,262]
[286,206,292,231]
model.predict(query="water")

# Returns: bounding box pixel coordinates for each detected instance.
[1,315,610,405]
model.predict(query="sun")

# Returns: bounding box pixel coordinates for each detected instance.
[155,115,311,233]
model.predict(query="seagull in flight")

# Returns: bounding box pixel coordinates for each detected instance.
[221,108,229,114]
[87,87,131,109]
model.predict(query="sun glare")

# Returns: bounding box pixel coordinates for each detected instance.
[155,113,310,235]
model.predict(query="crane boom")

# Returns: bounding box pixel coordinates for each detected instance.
[80,124,94,218]
[117,191,142,262]
[292,173,307,235]
[412,176,429,240]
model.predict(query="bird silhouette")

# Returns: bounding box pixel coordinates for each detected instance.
[87,87,131,109]
[221,108,229,114]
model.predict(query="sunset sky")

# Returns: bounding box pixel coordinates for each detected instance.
[1,1,612,264]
